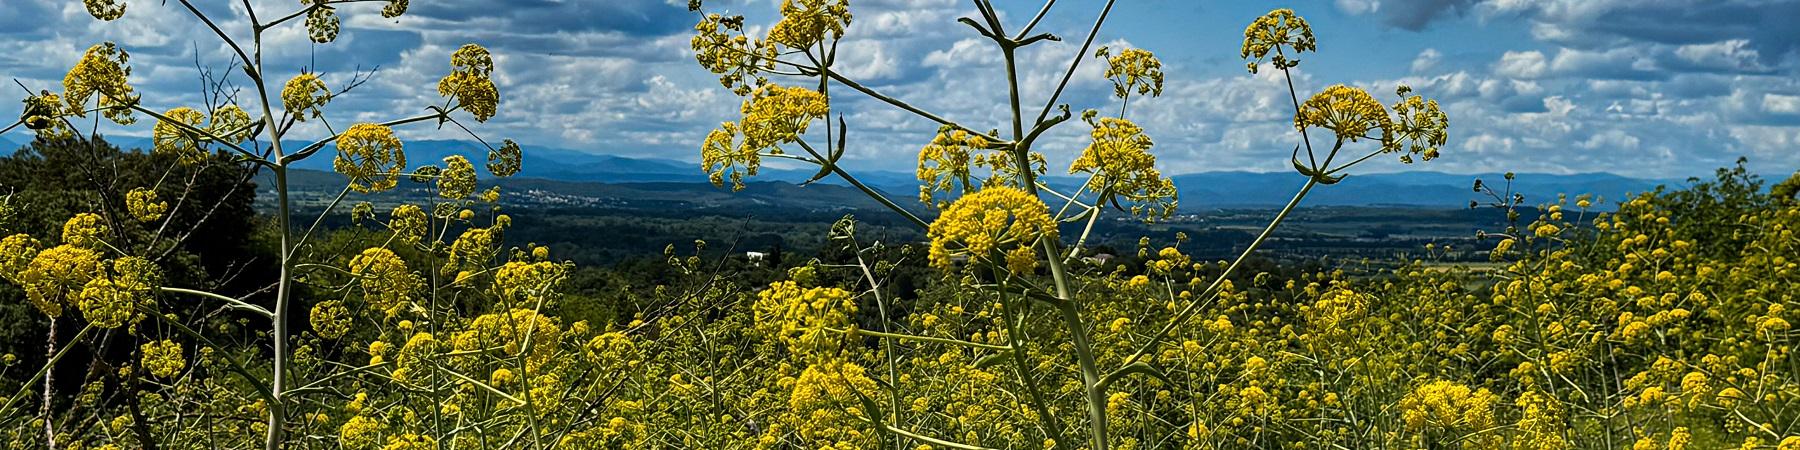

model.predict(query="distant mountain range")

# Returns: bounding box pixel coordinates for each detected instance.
[11,135,1688,209]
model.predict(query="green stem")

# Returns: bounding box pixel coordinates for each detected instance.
[0,324,93,428]
[159,287,273,318]
[823,327,1009,351]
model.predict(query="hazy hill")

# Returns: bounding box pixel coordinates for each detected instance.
[18,136,1683,210]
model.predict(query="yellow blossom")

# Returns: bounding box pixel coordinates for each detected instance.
[140,339,184,378]
[335,123,407,193]
[926,186,1057,271]
[282,73,330,122]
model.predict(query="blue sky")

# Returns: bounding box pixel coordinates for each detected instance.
[3,0,1799,179]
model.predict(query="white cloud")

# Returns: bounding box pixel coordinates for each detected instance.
[1763,93,1800,114]
[1493,50,1546,78]
[1411,48,1442,73]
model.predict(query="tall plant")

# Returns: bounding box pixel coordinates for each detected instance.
[686,2,1448,448]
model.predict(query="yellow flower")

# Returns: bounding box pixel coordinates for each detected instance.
[754,280,856,356]
[388,204,428,243]
[1297,84,1390,143]
[83,0,126,21]
[767,0,852,50]
[926,186,1057,271]
[1070,115,1177,220]
[740,84,829,151]
[439,155,477,199]
[335,123,407,193]
[0,234,42,283]
[282,73,330,122]
[306,6,340,43]
[438,44,499,122]
[790,359,878,412]
[21,91,73,139]
[691,12,771,96]
[1240,9,1316,73]
[339,415,386,449]
[348,247,421,317]
[18,244,103,317]
[78,276,142,329]
[140,339,184,378]
[1388,84,1449,163]
[311,300,351,339]
[701,84,828,190]
[491,260,568,305]
[442,226,500,275]
[210,104,253,144]
[915,127,989,208]
[64,42,137,125]
[490,367,517,386]
[126,187,167,222]
[1097,47,1165,100]
[487,139,523,177]
[150,107,210,164]
[1399,380,1498,431]
[381,0,408,18]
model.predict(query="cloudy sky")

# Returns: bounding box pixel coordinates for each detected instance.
[4,0,1799,179]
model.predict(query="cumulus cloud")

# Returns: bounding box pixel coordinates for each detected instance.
[3,0,1800,180]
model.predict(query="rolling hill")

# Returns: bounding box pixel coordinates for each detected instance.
[11,135,1684,210]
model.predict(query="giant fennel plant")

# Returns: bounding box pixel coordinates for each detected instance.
[0,1,641,449]
[685,1,1446,449]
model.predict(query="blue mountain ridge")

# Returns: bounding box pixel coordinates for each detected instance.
[13,136,1684,209]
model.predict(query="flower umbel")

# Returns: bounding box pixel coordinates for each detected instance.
[1241,9,1316,73]
[767,0,852,50]
[64,42,137,125]
[141,340,185,378]
[1070,115,1178,220]
[927,186,1058,271]
[438,44,500,122]
[335,123,407,193]
[1297,84,1391,143]
[282,73,330,122]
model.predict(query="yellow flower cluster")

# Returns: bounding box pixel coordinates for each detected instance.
[439,155,477,200]
[438,44,500,122]
[1097,47,1165,101]
[491,260,568,305]
[126,187,167,222]
[17,244,102,317]
[927,186,1056,271]
[767,0,852,50]
[1399,380,1499,432]
[915,127,995,208]
[282,73,330,122]
[453,309,562,370]
[64,42,137,125]
[1070,116,1178,220]
[152,107,208,163]
[1297,84,1390,143]
[63,212,109,248]
[348,247,422,317]
[78,257,159,329]
[311,299,351,339]
[754,280,856,356]
[306,6,340,43]
[335,123,407,193]
[140,339,184,378]
[338,415,386,449]
[1389,85,1450,163]
[487,139,523,178]
[21,91,73,139]
[381,0,409,18]
[692,12,770,96]
[388,204,428,243]
[442,226,501,276]
[701,84,828,190]
[83,0,126,21]
[1240,9,1316,73]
